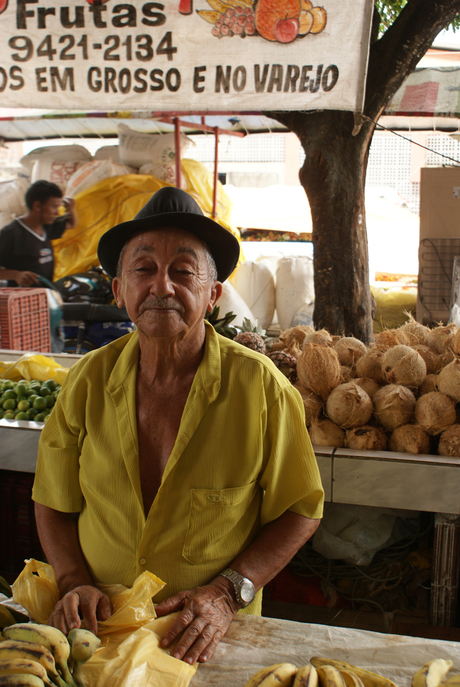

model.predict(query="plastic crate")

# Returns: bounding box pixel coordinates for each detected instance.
[0,288,50,352]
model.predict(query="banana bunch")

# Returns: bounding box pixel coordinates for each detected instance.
[0,623,100,687]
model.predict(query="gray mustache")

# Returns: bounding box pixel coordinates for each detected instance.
[140,297,182,312]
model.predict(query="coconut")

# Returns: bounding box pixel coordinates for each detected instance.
[437,357,460,402]
[326,382,373,429]
[380,344,426,388]
[414,391,456,435]
[293,382,322,426]
[398,319,430,346]
[297,343,342,400]
[333,336,367,366]
[412,344,439,375]
[303,329,334,347]
[418,373,438,396]
[438,424,460,457]
[436,348,455,372]
[284,339,303,360]
[355,347,386,384]
[345,425,387,451]
[374,328,409,348]
[340,366,355,383]
[279,325,313,347]
[308,418,345,448]
[354,376,381,400]
[389,424,431,455]
[453,328,460,356]
[373,384,416,431]
[427,325,455,354]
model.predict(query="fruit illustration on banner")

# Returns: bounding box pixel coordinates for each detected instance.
[85,0,110,5]
[0,0,8,14]
[196,0,327,42]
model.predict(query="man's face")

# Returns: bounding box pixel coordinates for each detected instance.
[112,228,222,341]
[37,197,62,225]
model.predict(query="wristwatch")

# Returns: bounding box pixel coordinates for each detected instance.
[219,567,256,608]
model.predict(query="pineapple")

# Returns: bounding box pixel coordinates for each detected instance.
[267,350,297,383]
[205,306,238,339]
[234,317,267,354]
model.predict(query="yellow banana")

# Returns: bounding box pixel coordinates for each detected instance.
[412,660,453,687]
[0,641,66,687]
[2,625,72,687]
[294,665,319,687]
[340,670,366,687]
[441,675,460,687]
[67,630,100,687]
[0,659,53,686]
[67,630,100,665]
[316,665,346,687]
[244,663,298,687]
[310,658,398,687]
[0,674,45,687]
[206,0,230,12]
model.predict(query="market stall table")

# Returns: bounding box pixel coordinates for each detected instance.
[191,615,460,687]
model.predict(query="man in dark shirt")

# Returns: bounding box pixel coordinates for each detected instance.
[0,180,77,286]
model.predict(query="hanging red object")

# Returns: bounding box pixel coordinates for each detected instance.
[179,0,193,15]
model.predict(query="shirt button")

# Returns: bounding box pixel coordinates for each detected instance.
[139,557,146,565]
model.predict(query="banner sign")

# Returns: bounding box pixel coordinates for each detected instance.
[0,0,374,112]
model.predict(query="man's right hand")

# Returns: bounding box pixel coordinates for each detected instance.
[48,585,112,635]
[12,270,40,286]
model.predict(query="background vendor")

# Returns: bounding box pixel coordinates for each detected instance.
[32,187,324,666]
[0,179,76,286]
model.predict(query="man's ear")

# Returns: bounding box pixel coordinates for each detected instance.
[112,276,125,308]
[208,281,223,312]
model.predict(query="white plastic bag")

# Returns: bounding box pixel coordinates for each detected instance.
[275,256,314,331]
[216,281,255,328]
[231,260,276,330]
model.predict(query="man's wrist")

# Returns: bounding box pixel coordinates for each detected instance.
[216,568,256,608]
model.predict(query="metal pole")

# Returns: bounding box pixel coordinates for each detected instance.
[174,117,182,189]
[213,126,219,218]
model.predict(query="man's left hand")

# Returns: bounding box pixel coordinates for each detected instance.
[155,580,239,664]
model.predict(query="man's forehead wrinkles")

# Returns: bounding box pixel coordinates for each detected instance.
[130,243,200,259]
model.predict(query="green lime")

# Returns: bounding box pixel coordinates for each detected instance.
[44,395,55,408]
[3,398,17,411]
[43,414,51,422]
[15,411,29,421]
[16,394,27,403]
[42,379,58,391]
[28,394,39,404]
[29,382,41,393]
[15,382,29,396]
[2,389,17,401]
[33,397,47,411]
[38,386,50,397]
[26,408,38,419]
[17,400,30,411]
[3,412,15,420]
[0,410,4,419]
[34,412,47,422]
[2,381,15,390]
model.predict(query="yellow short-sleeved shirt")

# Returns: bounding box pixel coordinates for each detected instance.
[33,323,324,614]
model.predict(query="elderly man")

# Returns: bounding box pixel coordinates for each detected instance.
[32,187,324,666]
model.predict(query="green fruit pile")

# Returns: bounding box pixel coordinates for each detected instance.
[0,378,61,423]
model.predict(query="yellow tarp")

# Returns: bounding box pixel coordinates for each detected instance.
[371,285,417,333]
[52,159,241,280]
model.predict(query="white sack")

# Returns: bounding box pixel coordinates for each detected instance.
[231,260,275,330]
[94,146,121,163]
[20,144,92,177]
[276,255,314,331]
[31,159,88,191]
[118,124,190,171]
[215,281,255,329]
[0,177,29,216]
[65,160,137,197]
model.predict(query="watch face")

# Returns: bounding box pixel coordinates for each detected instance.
[240,580,255,604]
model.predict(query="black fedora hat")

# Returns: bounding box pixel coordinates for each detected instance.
[98,187,240,282]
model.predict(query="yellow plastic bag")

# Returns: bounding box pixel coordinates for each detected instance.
[0,354,69,384]
[371,285,417,333]
[11,559,59,623]
[12,561,197,687]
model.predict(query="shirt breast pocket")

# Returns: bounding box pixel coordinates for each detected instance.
[182,482,261,565]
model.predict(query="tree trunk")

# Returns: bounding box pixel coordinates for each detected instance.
[272,109,376,342]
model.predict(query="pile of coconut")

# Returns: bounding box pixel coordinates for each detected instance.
[269,318,460,458]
